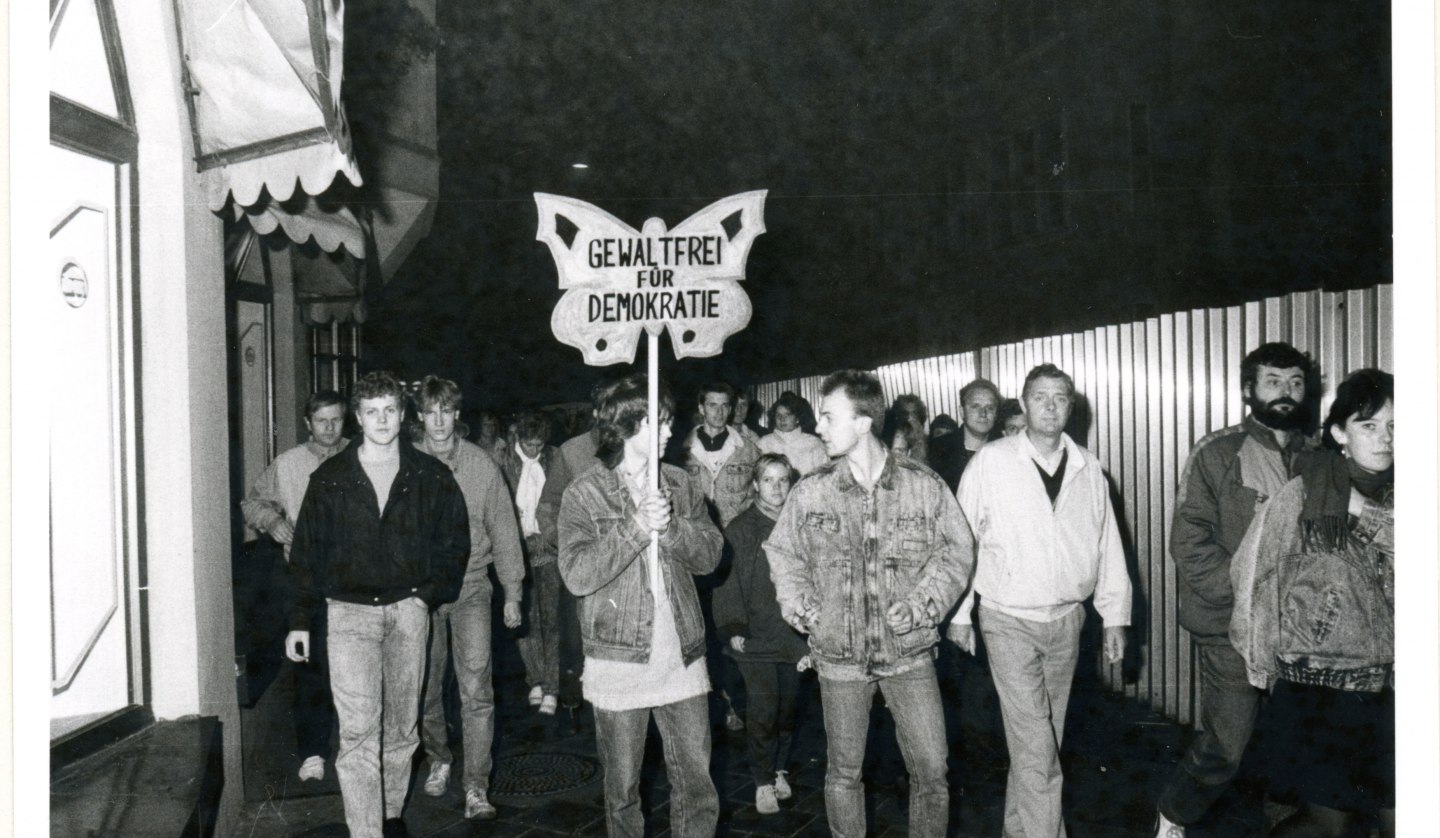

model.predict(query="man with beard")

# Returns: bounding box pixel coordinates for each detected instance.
[1153,342,1315,838]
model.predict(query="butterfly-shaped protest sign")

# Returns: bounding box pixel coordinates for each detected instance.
[535,191,766,365]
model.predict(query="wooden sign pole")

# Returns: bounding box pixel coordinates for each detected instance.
[647,329,660,562]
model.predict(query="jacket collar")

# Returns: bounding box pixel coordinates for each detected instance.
[337,436,424,476]
[833,448,898,494]
[1243,414,1306,454]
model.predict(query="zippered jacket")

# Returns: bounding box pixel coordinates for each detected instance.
[558,462,723,665]
[1170,416,1309,641]
[764,452,975,680]
[288,439,471,630]
[952,432,1131,628]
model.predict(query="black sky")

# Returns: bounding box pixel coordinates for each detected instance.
[358,1,1391,410]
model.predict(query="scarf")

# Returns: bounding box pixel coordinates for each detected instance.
[514,443,546,537]
[1299,449,1394,552]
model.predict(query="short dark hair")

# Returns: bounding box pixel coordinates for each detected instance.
[768,391,816,431]
[820,369,887,435]
[415,375,463,412]
[305,389,346,419]
[997,398,1024,425]
[513,410,550,445]
[1241,342,1313,391]
[752,452,797,484]
[929,413,960,436]
[596,373,676,468]
[698,381,736,406]
[1322,368,1393,452]
[959,378,1001,407]
[350,371,405,413]
[1022,364,1075,400]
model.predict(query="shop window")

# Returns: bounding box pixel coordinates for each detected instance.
[311,321,362,396]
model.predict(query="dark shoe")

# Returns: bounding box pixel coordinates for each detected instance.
[382,818,409,838]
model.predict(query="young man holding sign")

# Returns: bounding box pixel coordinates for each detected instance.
[558,373,723,838]
[764,369,975,838]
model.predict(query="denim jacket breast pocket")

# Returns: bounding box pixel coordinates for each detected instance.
[801,511,853,658]
[719,462,752,500]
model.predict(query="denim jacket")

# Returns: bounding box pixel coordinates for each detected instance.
[1230,475,1394,693]
[684,428,762,526]
[763,452,976,680]
[558,461,723,665]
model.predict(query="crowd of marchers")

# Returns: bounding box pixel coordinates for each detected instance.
[241,341,1394,838]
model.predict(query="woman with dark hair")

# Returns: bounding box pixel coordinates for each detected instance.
[713,453,810,815]
[1230,368,1394,838]
[557,373,723,837]
[759,391,829,476]
[885,393,929,465]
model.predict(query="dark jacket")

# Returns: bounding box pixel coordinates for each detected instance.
[928,432,987,494]
[714,504,809,663]
[558,462,723,665]
[288,439,471,630]
[1170,416,1311,641]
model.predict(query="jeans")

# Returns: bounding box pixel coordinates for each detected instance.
[818,659,949,838]
[735,660,800,786]
[558,582,584,708]
[592,693,718,838]
[1157,641,1260,824]
[421,576,495,794]
[518,561,561,695]
[295,604,334,760]
[327,597,429,838]
[980,605,1084,838]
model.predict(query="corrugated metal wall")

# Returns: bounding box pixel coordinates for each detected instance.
[751,284,1392,724]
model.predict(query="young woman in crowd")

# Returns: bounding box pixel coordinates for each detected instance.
[885,393,929,464]
[1230,368,1394,838]
[713,453,810,815]
[758,391,829,476]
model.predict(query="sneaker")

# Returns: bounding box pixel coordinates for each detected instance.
[539,694,558,715]
[1155,812,1185,838]
[423,762,450,797]
[465,787,498,820]
[755,783,780,815]
[528,685,544,706]
[297,755,325,782]
[774,770,792,801]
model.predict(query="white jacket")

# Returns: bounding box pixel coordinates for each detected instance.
[954,432,1131,627]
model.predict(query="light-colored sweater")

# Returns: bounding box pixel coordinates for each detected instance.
[240,439,346,556]
[421,437,526,603]
[954,432,1131,627]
